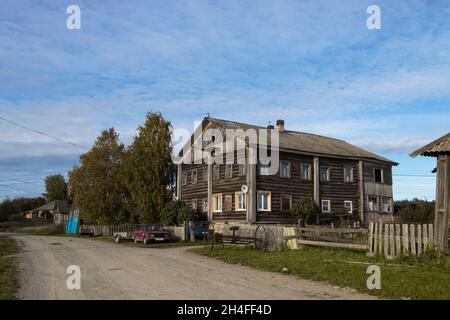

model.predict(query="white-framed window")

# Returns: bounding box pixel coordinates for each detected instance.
[226,164,233,178]
[257,191,271,211]
[280,161,291,178]
[301,163,311,180]
[344,166,353,183]
[374,168,384,183]
[238,163,246,176]
[212,194,222,212]
[235,192,246,211]
[182,172,187,185]
[280,195,292,212]
[213,165,220,180]
[344,200,353,214]
[368,196,378,212]
[321,199,331,213]
[202,167,208,181]
[258,162,270,175]
[381,197,392,213]
[192,169,198,184]
[320,166,330,182]
[192,200,197,211]
[202,198,208,212]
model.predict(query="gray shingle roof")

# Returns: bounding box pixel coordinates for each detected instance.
[410,132,450,157]
[35,200,70,214]
[188,117,397,165]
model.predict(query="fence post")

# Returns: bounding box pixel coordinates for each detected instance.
[383,224,389,258]
[417,224,422,255]
[389,224,395,258]
[373,223,379,256]
[423,224,428,250]
[402,224,409,256]
[378,222,383,256]
[368,222,374,254]
[410,224,416,256]
[395,224,401,258]
[429,224,434,248]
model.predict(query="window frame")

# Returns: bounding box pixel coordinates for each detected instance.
[235,192,247,211]
[223,194,233,212]
[213,164,220,180]
[238,163,246,176]
[191,169,198,184]
[182,171,188,186]
[212,193,223,212]
[280,161,291,178]
[320,166,330,182]
[344,200,353,214]
[225,164,233,179]
[300,163,312,181]
[192,199,197,211]
[343,166,354,183]
[280,194,292,212]
[258,162,270,176]
[202,198,208,213]
[374,168,384,183]
[257,191,271,212]
[321,199,331,213]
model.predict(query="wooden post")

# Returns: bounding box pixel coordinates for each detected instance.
[423,224,428,250]
[417,224,422,256]
[246,145,257,224]
[373,223,378,256]
[434,155,449,253]
[383,224,389,258]
[189,221,195,242]
[395,224,401,257]
[313,157,320,224]
[176,163,182,200]
[402,224,409,256]
[207,162,213,223]
[359,161,365,223]
[368,222,374,254]
[378,222,383,256]
[429,224,434,249]
[389,224,395,258]
[410,224,416,256]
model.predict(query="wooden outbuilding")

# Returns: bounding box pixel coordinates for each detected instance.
[411,132,450,252]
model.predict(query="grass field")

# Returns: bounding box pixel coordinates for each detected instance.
[193,245,450,300]
[0,236,18,300]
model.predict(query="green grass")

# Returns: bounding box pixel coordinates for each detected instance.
[29,224,65,236]
[192,245,450,300]
[0,236,18,300]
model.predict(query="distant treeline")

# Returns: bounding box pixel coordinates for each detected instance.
[0,196,46,222]
[394,199,435,224]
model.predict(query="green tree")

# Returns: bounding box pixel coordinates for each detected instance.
[123,112,174,223]
[68,128,129,224]
[290,197,320,223]
[0,196,46,222]
[43,174,68,202]
[161,200,198,225]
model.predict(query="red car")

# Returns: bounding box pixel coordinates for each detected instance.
[133,224,171,244]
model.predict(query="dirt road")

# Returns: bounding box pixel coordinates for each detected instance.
[4,233,374,300]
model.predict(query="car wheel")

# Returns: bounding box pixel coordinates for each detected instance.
[143,237,148,245]
[115,235,121,243]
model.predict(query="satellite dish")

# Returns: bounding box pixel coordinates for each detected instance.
[241,185,248,193]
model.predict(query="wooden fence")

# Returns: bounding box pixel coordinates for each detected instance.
[368,222,434,258]
[79,224,184,240]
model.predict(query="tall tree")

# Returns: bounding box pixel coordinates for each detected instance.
[69,128,129,224]
[123,112,174,223]
[43,174,68,202]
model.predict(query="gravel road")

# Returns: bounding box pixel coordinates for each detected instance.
[3,233,375,300]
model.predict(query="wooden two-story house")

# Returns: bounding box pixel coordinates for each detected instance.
[176,117,398,225]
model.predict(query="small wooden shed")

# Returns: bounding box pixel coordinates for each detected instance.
[411,132,450,252]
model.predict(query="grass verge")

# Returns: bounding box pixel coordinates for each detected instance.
[0,236,18,300]
[192,245,450,300]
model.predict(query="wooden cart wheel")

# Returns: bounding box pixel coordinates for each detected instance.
[254,225,268,251]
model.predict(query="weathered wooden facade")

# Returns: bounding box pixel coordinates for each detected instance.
[176,117,397,225]
[411,132,450,252]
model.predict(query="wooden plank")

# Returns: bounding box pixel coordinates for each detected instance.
[297,239,367,250]
[378,222,383,256]
[423,224,428,250]
[389,224,395,258]
[402,224,409,255]
[395,224,401,258]
[429,224,434,248]
[373,223,379,256]
[368,222,374,254]
[417,224,422,256]
[383,223,389,258]
[410,224,416,256]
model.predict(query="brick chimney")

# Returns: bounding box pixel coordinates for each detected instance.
[276,119,285,132]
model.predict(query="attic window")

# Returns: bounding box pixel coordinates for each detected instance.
[374,168,383,183]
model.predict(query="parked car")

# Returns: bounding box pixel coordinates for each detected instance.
[133,224,171,244]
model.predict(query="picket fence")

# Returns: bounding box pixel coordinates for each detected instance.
[368,222,434,259]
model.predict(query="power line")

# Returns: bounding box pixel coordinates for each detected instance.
[0,183,37,194]
[0,173,42,187]
[0,116,88,149]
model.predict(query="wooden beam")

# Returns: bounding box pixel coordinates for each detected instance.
[313,156,320,205]
[359,161,365,222]
[246,145,257,224]
[297,239,367,250]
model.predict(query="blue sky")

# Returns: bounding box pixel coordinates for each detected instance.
[0,0,449,200]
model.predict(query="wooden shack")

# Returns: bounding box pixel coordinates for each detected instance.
[411,132,450,252]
